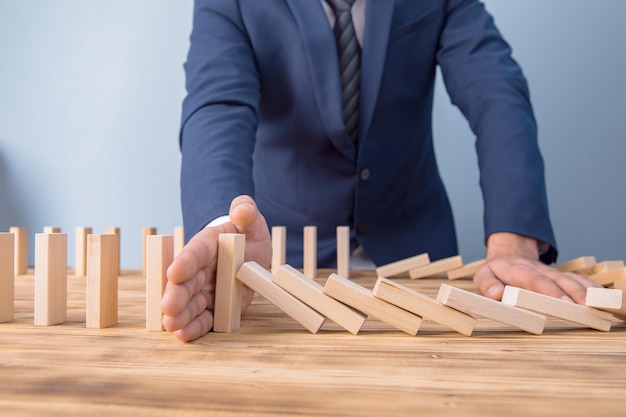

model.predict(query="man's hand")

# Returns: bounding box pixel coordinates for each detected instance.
[473,232,601,304]
[161,195,271,342]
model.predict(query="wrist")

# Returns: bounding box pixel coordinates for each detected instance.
[486,232,540,260]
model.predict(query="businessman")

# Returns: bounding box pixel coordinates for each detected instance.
[162,0,600,342]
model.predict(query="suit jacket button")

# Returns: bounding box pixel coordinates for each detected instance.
[360,168,370,181]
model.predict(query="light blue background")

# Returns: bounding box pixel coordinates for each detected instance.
[1,1,624,268]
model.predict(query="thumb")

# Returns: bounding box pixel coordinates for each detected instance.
[473,263,505,300]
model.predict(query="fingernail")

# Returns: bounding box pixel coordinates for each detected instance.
[561,295,574,303]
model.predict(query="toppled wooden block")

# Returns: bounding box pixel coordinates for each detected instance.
[323,273,422,335]
[502,286,613,332]
[409,255,463,279]
[447,259,486,280]
[273,265,366,335]
[236,261,325,333]
[436,284,546,335]
[554,256,596,273]
[372,277,476,336]
[375,253,430,278]
[586,287,626,320]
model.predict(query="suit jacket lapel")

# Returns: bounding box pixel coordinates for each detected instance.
[286,0,356,161]
[360,0,394,142]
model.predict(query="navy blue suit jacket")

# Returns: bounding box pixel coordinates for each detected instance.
[180,0,557,267]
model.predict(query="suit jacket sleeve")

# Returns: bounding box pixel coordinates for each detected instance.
[437,0,557,262]
[179,0,259,242]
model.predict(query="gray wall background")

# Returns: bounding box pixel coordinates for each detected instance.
[1,1,624,269]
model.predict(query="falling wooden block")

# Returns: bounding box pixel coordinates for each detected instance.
[146,235,173,331]
[271,226,286,275]
[86,234,119,329]
[375,253,430,278]
[236,261,325,333]
[447,259,486,280]
[501,286,612,332]
[273,265,366,335]
[34,233,67,326]
[9,227,28,275]
[105,227,121,276]
[409,255,463,279]
[372,277,476,336]
[0,233,15,322]
[588,268,626,287]
[436,283,546,335]
[554,256,596,273]
[174,226,185,257]
[586,287,626,320]
[303,226,317,279]
[213,233,245,333]
[323,273,422,335]
[142,227,157,276]
[43,226,61,234]
[336,226,350,279]
[74,227,93,277]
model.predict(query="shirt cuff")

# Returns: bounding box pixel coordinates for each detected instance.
[205,215,231,228]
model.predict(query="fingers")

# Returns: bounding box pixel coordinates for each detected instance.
[162,268,213,317]
[173,309,214,343]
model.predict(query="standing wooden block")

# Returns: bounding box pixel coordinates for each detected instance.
[74,227,92,276]
[86,234,119,328]
[271,226,286,275]
[409,255,463,279]
[372,277,476,336]
[213,233,245,333]
[322,273,422,335]
[501,286,613,331]
[174,226,185,257]
[303,226,317,279]
[106,227,121,274]
[436,284,546,335]
[146,235,173,331]
[0,233,15,322]
[585,287,626,320]
[554,256,596,273]
[142,227,157,276]
[9,227,28,275]
[34,233,67,326]
[273,265,367,335]
[336,226,350,278]
[447,259,487,280]
[236,261,325,333]
[43,227,61,234]
[375,253,430,278]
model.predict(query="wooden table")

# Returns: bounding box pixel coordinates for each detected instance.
[1,269,625,416]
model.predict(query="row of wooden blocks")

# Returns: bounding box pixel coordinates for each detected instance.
[216,233,626,336]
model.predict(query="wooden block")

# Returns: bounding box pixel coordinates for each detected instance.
[322,273,422,335]
[142,227,157,276]
[146,235,173,331]
[554,256,596,273]
[86,234,119,328]
[273,265,366,335]
[303,226,317,279]
[436,283,546,335]
[447,259,486,280]
[213,233,245,333]
[174,226,185,257]
[0,233,15,322]
[236,262,325,333]
[372,277,476,336]
[409,255,463,279]
[9,227,28,275]
[501,286,612,332]
[586,287,626,320]
[105,227,121,275]
[375,253,430,278]
[74,227,92,276]
[588,268,626,287]
[34,233,67,326]
[577,260,624,276]
[336,226,350,279]
[614,279,626,291]
[43,226,61,234]
[271,226,286,275]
